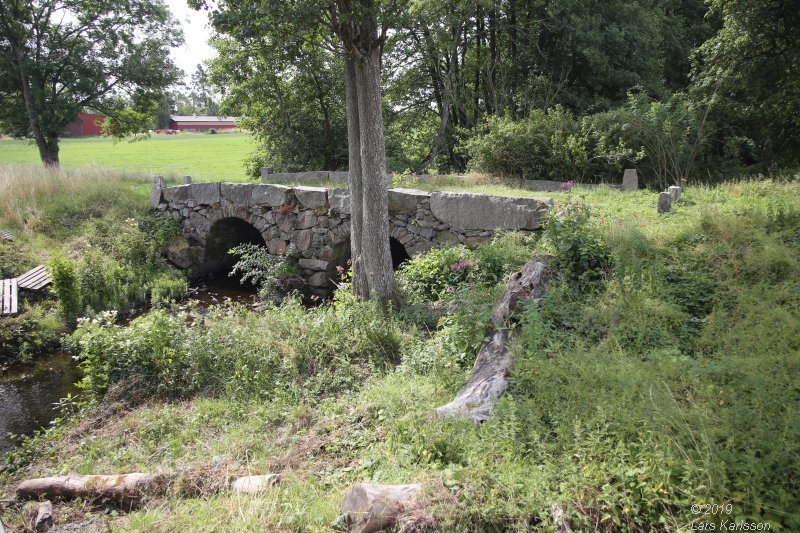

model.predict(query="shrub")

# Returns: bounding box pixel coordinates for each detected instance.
[150,270,189,307]
[0,304,65,361]
[49,257,81,322]
[543,204,612,288]
[0,240,36,279]
[228,243,304,301]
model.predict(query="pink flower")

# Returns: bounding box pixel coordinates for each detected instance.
[560,181,575,190]
[336,265,345,273]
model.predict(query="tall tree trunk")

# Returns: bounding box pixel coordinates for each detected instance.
[354,46,398,303]
[343,55,369,299]
[488,4,500,116]
[11,40,59,167]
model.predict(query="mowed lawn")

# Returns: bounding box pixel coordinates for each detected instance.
[0,133,255,181]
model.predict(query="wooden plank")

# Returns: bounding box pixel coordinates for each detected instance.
[17,265,52,291]
[0,229,12,241]
[1,278,17,316]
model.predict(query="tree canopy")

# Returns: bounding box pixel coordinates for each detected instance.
[0,0,183,165]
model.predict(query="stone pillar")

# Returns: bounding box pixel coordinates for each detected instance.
[668,185,681,203]
[183,175,192,184]
[657,192,672,214]
[148,175,165,208]
[260,167,273,180]
[622,169,639,191]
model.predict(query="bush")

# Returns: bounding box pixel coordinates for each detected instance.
[0,240,36,279]
[228,243,304,302]
[49,257,81,322]
[543,204,612,288]
[464,106,636,182]
[71,298,410,401]
[150,270,189,307]
[0,304,65,361]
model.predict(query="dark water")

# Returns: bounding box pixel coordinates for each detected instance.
[0,351,82,456]
[0,280,258,457]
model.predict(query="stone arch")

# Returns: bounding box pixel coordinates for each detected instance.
[202,217,267,277]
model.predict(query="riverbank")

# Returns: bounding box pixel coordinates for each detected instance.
[1,176,798,531]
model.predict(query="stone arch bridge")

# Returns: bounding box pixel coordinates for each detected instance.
[149,178,552,296]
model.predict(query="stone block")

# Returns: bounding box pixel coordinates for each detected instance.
[658,192,672,214]
[192,182,221,205]
[252,184,292,207]
[299,258,330,271]
[308,271,332,287]
[294,229,313,252]
[296,210,317,230]
[294,186,328,209]
[267,239,287,255]
[388,188,431,213]
[329,171,350,182]
[188,211,211,233]
[623,169,639,191]
[221,183,255,205]
[329,188,351,214]
[430,192,551,230]
[668,185,682,202]
[319,246,335,261]
[162,184,190,204]
[148,176,164,208]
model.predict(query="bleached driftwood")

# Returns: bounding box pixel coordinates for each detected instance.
[16,473,170,506]
[435,261,548,422]
[340,483,421,533]
[230,474,281,494]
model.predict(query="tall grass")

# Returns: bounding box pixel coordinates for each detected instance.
[0,165,160,230]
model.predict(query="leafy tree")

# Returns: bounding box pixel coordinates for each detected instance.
[194,0,400,302]
[0,0,183,166]
[191,63,218,115]
[692,0,800,168]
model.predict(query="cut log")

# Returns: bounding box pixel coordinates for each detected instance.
[16,473,171,507]
[230,474,281,494]
[340,483,421,533]
[35,500,53,532]
[435,261,548,422]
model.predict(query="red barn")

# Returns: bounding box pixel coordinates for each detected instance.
[168,115,238,132]
[62,113,105,136]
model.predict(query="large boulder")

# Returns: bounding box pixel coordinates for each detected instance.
[191,183,221,206]
[430,192,551,231]
[294,186,328,209]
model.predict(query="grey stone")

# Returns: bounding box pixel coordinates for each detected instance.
[668,185,682,203]
[296,210,317,230]
[148,176,164,208]
[658,192,672,214]
[251,184,292,207]
[267,239,287,255]
[433,231,460,245]
[388,188,431,213]
[329,188,351,214]
[329,171,350,182]
[299,258,330,271]
[189,211,211,233]
[294,229,313,252]
[192,182,221,205]
[231,474,281,494]
[430,192,551,230]
[294,186,328,209]
[35,500,53,532]
[221,183,254,205]
[183,175,193,184]
[308,271,332,287]
[162,184,190,204]
[623,169,639,191]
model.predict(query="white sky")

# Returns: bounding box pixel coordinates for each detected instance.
[164,0,216,85]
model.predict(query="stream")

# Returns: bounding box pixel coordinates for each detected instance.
[0,278,257,458]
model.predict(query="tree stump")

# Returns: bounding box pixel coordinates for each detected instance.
[435,261,548,422]
[340,483,421,533]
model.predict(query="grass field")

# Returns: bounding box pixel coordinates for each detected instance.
[0,133,255,182]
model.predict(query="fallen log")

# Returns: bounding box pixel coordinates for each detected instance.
[435,261,548,422]
[340,483,421,533]
[16,473,171,507]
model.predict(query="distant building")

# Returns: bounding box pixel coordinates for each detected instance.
[62,113,105,136]
[168,115,239,132]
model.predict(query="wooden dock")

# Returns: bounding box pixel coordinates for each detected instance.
[17,265,51,291]
[1,278,17,316]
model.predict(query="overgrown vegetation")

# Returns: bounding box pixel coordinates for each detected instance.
[2,179,799,532]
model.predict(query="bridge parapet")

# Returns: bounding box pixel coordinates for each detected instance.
[150,178,552,295]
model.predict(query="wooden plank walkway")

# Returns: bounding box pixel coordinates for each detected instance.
[0,230,12,241]
[1,278,18,316]
[17,265,51,291]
